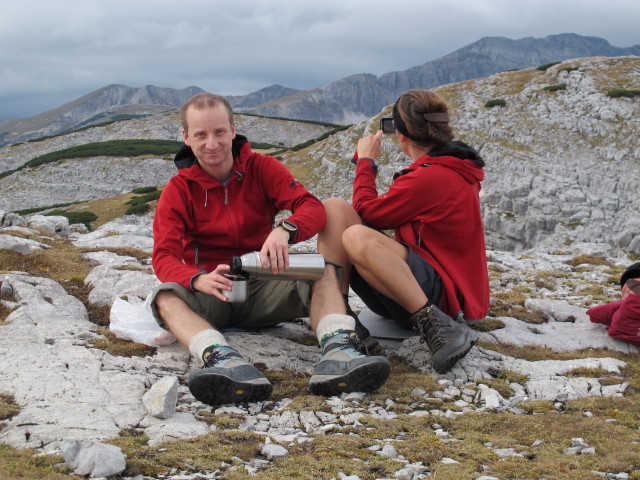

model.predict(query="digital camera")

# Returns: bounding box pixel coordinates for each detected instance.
[379,117,395,134]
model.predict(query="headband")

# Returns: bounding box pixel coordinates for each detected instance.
[392,101,449,142]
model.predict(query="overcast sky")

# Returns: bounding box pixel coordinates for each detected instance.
[1,0,639,122]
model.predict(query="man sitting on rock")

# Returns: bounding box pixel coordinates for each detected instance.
[150,93,389,406]
[587,262,640,347]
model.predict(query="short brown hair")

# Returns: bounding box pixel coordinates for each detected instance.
[181,93,234,132]
[393,89,453,147]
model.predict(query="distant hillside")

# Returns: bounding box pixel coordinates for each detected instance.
[0,56,638,256]
[279,56,640,256]
[238,34,640,124]
[2,33,638,147]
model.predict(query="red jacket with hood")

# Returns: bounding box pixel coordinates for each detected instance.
[152,135,326,289]
[352,141,490,320]
[587,277,640,347]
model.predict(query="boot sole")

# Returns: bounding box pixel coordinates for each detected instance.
[432,334,476,374]
[188,371,272,406]
[308,359,391,397]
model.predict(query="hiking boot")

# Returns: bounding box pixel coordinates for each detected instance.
[308,330,390,397]
[188,345,272,405]
[410,305,475,374]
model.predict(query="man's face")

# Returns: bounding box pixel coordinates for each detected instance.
[183,103,236,176]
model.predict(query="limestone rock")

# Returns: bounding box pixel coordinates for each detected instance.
[142,376,179,419]
[60,440,126,478]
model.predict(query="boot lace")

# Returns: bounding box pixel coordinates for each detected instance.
[333,331,369,356]
[203,348,240,368]
[415,306,446,352]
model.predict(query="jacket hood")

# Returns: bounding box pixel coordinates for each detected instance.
[428,141,485,167]
[413,140,485,184]
[173,134,250,170]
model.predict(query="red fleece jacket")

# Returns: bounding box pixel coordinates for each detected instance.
[353,145,490,320]
[587,279,640,347]
[152,137,326,289]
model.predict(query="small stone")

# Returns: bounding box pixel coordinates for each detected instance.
[337,473,361,480]
[378,444,398,459]
[441,457,460,464]
[563,447,582,455]
[571,438,588,448]
[260,443,289,460]
[342,391,366,403]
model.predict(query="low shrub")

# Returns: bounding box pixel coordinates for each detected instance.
[125,190,162,206]
[125,203,151,216]
[45,209,98,229]
[131,186,158,194]
[484,99,507,108]
[607,89,640,98]
[537,62,561,71]
[543,83,567,92]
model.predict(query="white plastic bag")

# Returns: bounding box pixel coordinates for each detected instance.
[109,294,176,347]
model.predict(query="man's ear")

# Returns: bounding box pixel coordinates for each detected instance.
[182,129,190,145]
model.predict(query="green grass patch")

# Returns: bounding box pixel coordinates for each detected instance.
[484,98,507,108]
[468,317,506,332]
[537,62,561,71]
[131,186,158,194]
[0,444,73,479]
[565,254,613,268]
[125,203,151,215]
[88,328,156,357]
[607,88,640,98]
[0,393,20,421]
[44,209,98,229]
[0,139,182,179]
[543,83,567,92]
[13,202,83,216]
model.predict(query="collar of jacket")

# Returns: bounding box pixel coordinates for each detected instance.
[173,134,250,170]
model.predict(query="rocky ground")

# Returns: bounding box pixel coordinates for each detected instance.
[1,212,638,479]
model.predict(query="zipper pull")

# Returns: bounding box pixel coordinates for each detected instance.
[224,186,229,205]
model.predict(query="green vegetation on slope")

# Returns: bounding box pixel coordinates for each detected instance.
[0,139,183,179]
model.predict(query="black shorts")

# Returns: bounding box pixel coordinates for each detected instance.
[350,246,442,330]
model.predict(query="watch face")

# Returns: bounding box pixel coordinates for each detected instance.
[282,220,298,231]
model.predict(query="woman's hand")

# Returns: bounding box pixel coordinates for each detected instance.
[357,130,383,159]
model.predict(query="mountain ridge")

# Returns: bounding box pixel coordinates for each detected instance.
[1,33,638,146]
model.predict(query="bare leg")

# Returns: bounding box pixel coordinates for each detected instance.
[154,290,215,347]
[343,224,428,314]
[309,198,361,331]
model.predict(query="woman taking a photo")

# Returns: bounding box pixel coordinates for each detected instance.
[318,89,490,374]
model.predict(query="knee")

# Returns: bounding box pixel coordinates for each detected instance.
[342,224,373,259]
[154,290,179,313]
[323,198,359,225]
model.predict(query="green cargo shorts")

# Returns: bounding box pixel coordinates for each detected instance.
[149,278,312,331]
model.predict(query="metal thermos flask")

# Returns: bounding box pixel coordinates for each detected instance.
[231,252,325,281]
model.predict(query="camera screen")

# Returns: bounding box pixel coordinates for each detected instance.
[380,117,395,134]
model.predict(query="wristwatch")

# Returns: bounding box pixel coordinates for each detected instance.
[277,220,298,243]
